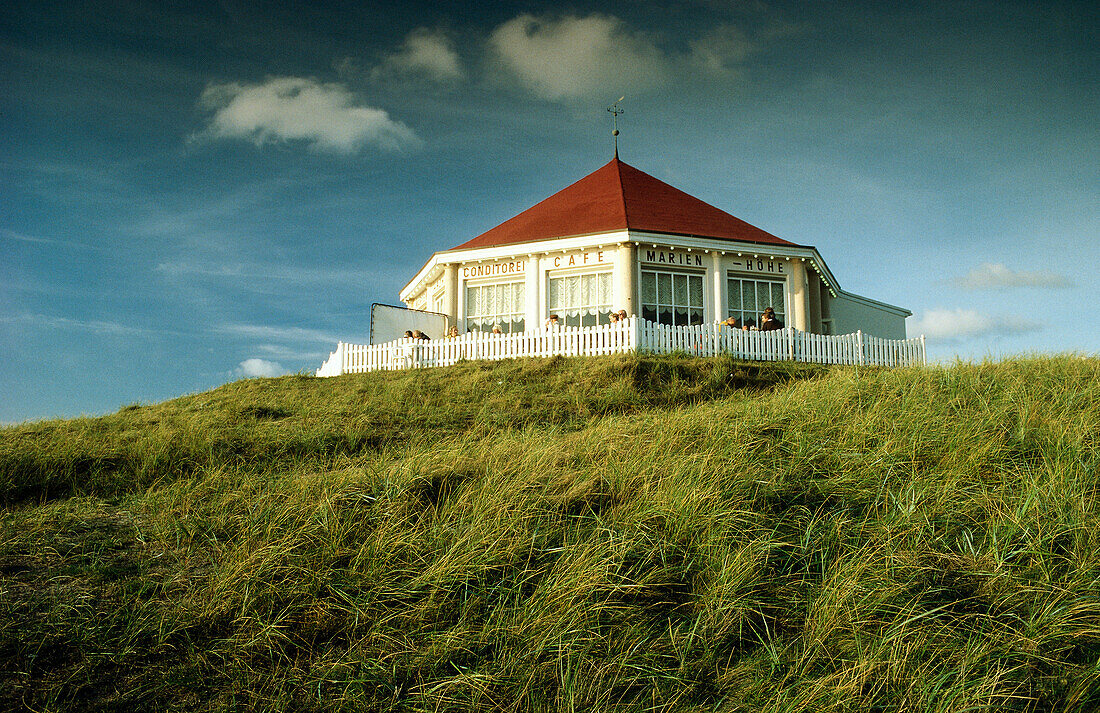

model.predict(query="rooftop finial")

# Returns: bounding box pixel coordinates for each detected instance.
[607,96,624,158]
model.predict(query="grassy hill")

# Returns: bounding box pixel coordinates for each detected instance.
[2,354,1099,712]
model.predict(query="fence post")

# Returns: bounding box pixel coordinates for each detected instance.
[920,334,926,366]
[857,330,865,366]
[787,328,795,361]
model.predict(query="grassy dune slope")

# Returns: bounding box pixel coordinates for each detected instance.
[1,355,1099,712]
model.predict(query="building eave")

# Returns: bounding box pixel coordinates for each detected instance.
[402,230,826,303]
[833,287,913,317]
[399,229,911,318]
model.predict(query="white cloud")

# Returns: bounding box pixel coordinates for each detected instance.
[688,24,760,73]
[217,323,340,344]
[488,14,668,101]
[377,27,464,81]
[237,358,286,378]
[155,260,374,286]
[952,262,1072,290]
[909,308,1037,341]
[3,313,152,336]
[1,227,95,251]
[485,13,782,101]
[197,77,420,153]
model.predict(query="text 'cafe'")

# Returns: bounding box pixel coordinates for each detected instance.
[401,158,910,338]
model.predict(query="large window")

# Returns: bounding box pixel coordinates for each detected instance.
[466,281,525,333]
[728,277,786,327]
[548,272,614,327]
[641,270,704,325]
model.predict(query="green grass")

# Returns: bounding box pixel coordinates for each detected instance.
[1,353,1098,711]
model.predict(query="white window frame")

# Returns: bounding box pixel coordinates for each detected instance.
[640,269,705,326]
[465,279,525,333]
[547,270,614,327]
[727,275,787,327]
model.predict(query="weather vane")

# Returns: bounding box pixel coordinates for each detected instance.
[607,96,624,158]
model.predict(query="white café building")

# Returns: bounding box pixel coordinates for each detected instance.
[399,157,909,339]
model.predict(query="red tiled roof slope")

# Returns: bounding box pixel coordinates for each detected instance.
[452,158,796,251]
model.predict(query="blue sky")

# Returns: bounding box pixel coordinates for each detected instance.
[2,0,1097,422]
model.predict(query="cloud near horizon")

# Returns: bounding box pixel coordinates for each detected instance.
[198,77,420,153]
[910,308,1036,341]
[952,262,1072,290]
[236,358,286,378]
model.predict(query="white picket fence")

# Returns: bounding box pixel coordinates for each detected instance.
[316,318,925,376]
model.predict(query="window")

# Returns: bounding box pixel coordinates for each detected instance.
[466,281,525,333]
[641,270,704,325]
[727,277,786,327]
[548,272,613,327]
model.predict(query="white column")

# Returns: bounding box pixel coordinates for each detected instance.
[525,254,540,330]
[789,258,809,331]
[615,243,636,315]
[457,271,467,333]
[712,251,726,322]
[443,263,458,326]
[809,277,823,334]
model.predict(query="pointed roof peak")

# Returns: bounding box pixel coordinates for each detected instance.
[450,159,796,251]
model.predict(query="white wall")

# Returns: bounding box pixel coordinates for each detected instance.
[828,293,908,339]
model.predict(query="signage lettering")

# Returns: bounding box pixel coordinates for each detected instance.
[643,250,704,267]
[462,260,526,279]
[741,259,784,273]
[552,250,606,269]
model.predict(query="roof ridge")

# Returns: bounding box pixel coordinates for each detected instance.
[611,158,631,229]
[447,157,796,251]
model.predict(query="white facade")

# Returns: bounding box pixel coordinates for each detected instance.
[400,231,910,339]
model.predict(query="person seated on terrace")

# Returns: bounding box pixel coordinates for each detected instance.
[447,326,460,338]
[403,330,414,339]
[608,312,619,324]
[545,314,561,328]
[411,329,430,340]
[759,307,784,332]
[617,310,628,321]
[491,325,502,334]
[722,316,740,330]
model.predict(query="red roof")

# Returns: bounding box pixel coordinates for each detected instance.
[452,158,797,251]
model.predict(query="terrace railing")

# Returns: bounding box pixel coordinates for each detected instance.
[316,318,926,377]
